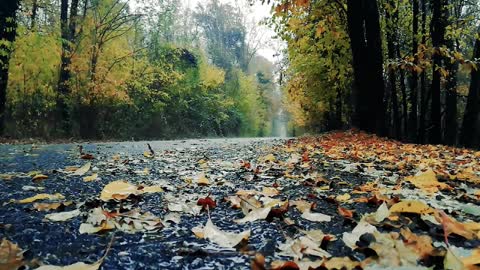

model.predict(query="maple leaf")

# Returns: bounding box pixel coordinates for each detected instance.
[197,194,216,211]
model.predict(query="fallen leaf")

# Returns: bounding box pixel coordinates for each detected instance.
[45,209,81,222]
[192,218,250,248]
[389,200,434,214]
[32,174,48,181]
[435,211,477,240]
[36,261,102,270]
[235,207,272,223]
[301,211,331,222]
[83,173,98,182]
[33,202,69,211]
[338,207,354,218]
[278,236,331,259]
[80,154,94,160]
[196,173,210,186]
[406,169,451,193]
[462,248,480,269]
[72,162,91,176]
[18,193,65,204]
[197,196,216,210]
[400,228,435,259]
[100,180,139,201]
[444,248,464,270]
[291,200,312,213]
[342,220,378,249]
[0,239,23,270]
[336,193,351,202]
[251,253,266,270]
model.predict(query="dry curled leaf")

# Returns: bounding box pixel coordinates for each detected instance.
[0,239,23,270]
[18,193,65,204]
[192,218,250,248]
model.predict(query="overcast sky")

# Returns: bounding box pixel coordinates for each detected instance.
[183,0,280,62]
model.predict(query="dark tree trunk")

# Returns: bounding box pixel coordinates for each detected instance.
[409,0,419,141]
[399,63,409,138]
[31,0,38,29]
[0,0,20,135]
[57,0,80,135]
[418,0,427,143]
[444,24,458,146]
[347,0,386,136]
[386,0,401,139]
[429,0,447,144]
[335,88,343,129]
[460,29,480,148]
[444,60,458,145]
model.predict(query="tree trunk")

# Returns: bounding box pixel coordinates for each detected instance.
[409,0,419,141]
[386,0,401,139]
[418,0,427,143]
[57,0,80,135]
[347,0,386,135]
[0,0,20,135]
[31,0,38,29]
[444,60,458,145]
[460,29,480,148]
[429,0,447,144]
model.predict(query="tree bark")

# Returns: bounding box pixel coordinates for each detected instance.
[460,28,480,148]
[0,0,20,135]
[347,0,386,135]
[409,0,419,141]
[418,0,427,143]
[31,0,38,29]
[57,0,80,135]
[429,0,447,144]
[386,0,401,139]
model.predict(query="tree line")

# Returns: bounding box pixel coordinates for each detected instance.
[267,0,480,148]
[0,0,277,140]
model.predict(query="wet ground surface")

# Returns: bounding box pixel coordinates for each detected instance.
[1,135,479,269]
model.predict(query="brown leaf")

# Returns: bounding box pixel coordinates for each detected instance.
[251,253,265,270]
[0,239,23,270]
[338,207,354,218]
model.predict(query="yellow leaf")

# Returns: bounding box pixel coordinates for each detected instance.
[32,174,48,181]
[462,249,480,268]
[390,200,434,214]
[100,180,138,201]
[336,193,351,202]
[72,162,91,176]
[83,173,98,182]
[405,169,451,193]
[143,151,153,158]
[18,193,65,204]
[196,173,210,186]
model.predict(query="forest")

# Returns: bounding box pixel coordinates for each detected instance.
[268,0,480,148]
[1,0,480,148]
[0,0,279,140]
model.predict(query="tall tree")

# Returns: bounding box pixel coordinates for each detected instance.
[57,0,80,134]
[385,0,401,138]
[0,0,20,135]
[409,0,419,141]
[429,0,447,144]
[418,0,428,143]
[460,27,480,148]
[347,0,386,135]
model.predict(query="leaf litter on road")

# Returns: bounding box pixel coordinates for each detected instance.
[1,131,480,269]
